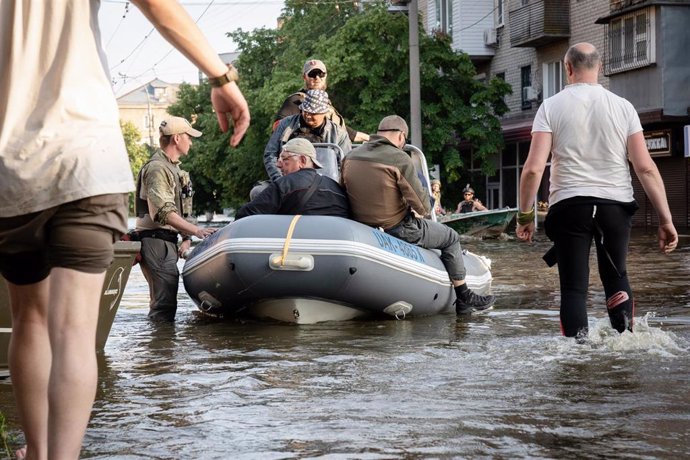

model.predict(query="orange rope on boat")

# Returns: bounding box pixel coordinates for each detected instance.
[277,214,302,266]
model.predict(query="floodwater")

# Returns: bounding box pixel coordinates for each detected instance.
[1,230,689,459]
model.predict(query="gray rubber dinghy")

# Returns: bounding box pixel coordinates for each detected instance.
[182,214,492,324]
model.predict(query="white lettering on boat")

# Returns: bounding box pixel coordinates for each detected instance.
[372,231,425,263]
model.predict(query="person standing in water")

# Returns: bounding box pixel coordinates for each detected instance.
[0,1,250,458]
[516,42,677,338]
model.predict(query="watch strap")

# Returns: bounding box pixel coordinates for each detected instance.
[208,64,239,87]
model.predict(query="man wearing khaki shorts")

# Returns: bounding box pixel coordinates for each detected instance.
[0,1,251,458]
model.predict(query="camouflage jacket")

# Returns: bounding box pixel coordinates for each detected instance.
[135,150,193,231]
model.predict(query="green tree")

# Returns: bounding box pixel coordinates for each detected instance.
[120,120,151,215]
[168,0,511,210]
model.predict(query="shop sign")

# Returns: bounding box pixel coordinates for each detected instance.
[645,130,671,157]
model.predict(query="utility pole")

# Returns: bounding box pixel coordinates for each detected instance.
[388,1,422,149]
[144,83,154,146]
[408,0,421,150]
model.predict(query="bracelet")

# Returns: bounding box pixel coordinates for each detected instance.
[208,64,239,88]
[516,207,535,225]
[181,235,192,242]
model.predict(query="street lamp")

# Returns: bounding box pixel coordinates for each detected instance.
[388,0,422,149]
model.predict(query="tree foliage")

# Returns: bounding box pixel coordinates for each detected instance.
[120,120,151,214]
[167,0,511,213]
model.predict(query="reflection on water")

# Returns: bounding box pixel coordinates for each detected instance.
[1,230,689,458]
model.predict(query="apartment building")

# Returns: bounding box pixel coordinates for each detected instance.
[425,0,690,228]
[117,79,180,147]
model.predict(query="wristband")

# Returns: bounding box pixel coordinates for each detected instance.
[181,235,192,242]
[516,207,535,225]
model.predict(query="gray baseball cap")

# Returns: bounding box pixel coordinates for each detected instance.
[282,138,323,169]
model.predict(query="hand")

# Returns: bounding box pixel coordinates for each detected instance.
[211,83,250,147]
[516,222,535,243]
[658,223,678,254]
[194,227,217,239]
[178,239,192,258]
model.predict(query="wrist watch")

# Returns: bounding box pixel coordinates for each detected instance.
[208,64,239,87]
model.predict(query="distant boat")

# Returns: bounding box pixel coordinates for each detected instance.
[439,208,518,238]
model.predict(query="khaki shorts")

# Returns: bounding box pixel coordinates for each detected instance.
[0,194,128,285]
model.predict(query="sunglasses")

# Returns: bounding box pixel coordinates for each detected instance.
[307,70,326,79]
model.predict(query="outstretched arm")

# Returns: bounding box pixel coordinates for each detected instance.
[627,131,678,254]
[132,0,250,146]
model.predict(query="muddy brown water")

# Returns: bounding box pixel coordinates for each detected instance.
[1,230,689,459]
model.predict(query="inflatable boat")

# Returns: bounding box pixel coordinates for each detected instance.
[182,214,493,324]
[182,143,493,324]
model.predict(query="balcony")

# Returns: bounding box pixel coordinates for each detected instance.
[509,0,570,48]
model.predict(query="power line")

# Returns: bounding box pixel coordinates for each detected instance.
[105,1,131,48]
[130,0,218,81]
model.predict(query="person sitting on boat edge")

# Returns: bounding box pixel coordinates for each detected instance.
[236,138,350,219]
[455,184,487,213]
[264,89,351,183]
[273,58,369,143]
[134,117,218,322]
[431,179,446,216]
[340,115,495,314]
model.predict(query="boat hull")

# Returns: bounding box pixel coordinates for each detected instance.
[182,215,492,323]
[0,240,140,377]
[440,208,518,238]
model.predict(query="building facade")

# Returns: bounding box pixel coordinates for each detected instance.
[117,79,180,147]
[424,0,690,229]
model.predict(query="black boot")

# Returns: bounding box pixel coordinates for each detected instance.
[454,285,495,315]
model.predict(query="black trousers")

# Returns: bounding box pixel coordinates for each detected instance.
[544,198,636,337]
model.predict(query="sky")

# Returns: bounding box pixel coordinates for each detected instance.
[98,0,285,96]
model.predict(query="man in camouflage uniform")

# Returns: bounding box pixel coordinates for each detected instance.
[134,117,216,321]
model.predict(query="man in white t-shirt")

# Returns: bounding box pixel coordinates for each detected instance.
[516,42,677,339]
[0,1,250,458]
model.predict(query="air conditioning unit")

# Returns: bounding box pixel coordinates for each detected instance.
[522,86,538,101]
[484,28,498,47]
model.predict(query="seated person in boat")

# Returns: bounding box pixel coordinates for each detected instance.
[273,59,369,143]
[264,89,351,183]
[431,179,446,216]
[455,185,487,213]
[341,115,495,314]
[236,138,349,219]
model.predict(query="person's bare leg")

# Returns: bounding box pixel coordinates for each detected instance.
[8,278,51,460]
[46,268,104,459]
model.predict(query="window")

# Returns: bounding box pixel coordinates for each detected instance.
[606,7,655,74]
[521,65,532,110]
[495,0,505,27]
[435,0,453,38]
[542,61,566,98]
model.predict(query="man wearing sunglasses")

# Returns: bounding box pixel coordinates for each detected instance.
[341,115,496,315]
[264,89,351,183]
[455,185,487,213]
[273,59,369,143]
[236,138,349,219]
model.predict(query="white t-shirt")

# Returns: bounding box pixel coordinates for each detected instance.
[0,0,134,217]
[531,83,642,205]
